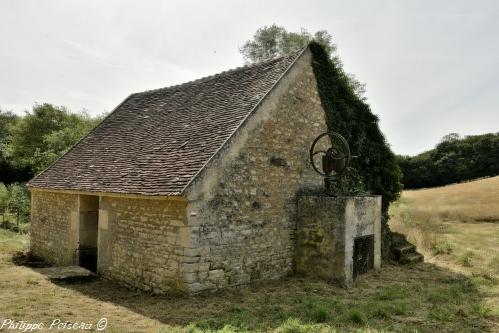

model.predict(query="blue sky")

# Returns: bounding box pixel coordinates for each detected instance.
[1,0,498,155]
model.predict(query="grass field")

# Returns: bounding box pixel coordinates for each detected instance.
[0,178,498,332]
[390,176,499,330]
[390,176,499,278]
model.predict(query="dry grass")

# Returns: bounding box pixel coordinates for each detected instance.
[399,176,499,223]
[390,176,499,273]
[1,177,499,332]
[390,176,499,326]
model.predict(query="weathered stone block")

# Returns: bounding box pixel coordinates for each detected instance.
[208,269,225,282]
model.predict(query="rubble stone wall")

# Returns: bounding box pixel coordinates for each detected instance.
[30,190,79,265]
[184,49,327,292]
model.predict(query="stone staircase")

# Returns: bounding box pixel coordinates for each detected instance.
[391,232,424,264]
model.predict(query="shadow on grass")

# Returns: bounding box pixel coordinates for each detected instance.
[50,263,497,333]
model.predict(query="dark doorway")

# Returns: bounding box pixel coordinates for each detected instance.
[77,195,99,272]
[353,234,374,279]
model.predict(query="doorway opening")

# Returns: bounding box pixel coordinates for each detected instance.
[77,195,99,272]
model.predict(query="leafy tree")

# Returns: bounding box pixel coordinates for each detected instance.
[7,103,73,170]
[0,109,18,146]
[0,109,29,184]
[6,183,30,227]
[240,24,366,98]
[31,112,102,173]
[6,103,102,175]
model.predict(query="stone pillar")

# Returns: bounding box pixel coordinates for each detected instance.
[97,200,110,275]
[295,195,381,286]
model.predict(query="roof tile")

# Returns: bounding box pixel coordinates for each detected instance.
[28,50,303,195]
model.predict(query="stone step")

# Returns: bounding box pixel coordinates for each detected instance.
[400,252,424,265]
[393,244,416,257]
[391,232,408,247]
[35,265,96,282]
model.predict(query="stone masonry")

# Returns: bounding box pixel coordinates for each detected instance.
[97,196,188,293]
[295,195,382,285]
[29,48,341,294]
[183,50,327,292]
[31,190,79,265]
[31,191,190,293]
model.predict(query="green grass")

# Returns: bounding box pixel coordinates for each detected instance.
[141,269,494,332]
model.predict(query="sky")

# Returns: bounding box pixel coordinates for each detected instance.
[1,0,498,155]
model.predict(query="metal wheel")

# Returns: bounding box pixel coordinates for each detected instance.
[309,132,351,179]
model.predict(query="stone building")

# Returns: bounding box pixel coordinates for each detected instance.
[28,46,371,293]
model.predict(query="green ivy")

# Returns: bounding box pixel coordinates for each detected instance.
[309,42,402,258]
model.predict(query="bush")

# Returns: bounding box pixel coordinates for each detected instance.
[431,239,454,255]
[459,251,475,267]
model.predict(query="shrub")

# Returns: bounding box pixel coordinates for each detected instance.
[431,239,453,255]
[459,251,475,267]
[347,310,366,324]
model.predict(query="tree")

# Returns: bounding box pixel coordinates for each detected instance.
[0,182,8,224]
[6,183,30,229]
[30,112,102,173]
[0,109,28,184]
[240,25,334,63]
[440,132,460,143]
[6,103,102,174]
[0,109,18,146]
[7,103,73,170]
[240,24,366,98]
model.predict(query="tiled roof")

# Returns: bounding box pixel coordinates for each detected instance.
[28,50,304,195]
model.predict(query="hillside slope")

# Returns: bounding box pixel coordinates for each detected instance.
[402,176,499,223]
[390,176,499,322]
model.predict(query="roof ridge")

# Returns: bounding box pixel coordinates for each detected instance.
[133,48,306,96]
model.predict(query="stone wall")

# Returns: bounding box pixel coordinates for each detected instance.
[295,195,381,285]
[30,49,333,294]
[31,190,79,265]
[184,49,327,292]
[98,196,189,293]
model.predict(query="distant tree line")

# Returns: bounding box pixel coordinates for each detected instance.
[397,133,499,189]
[0,103,103,228]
